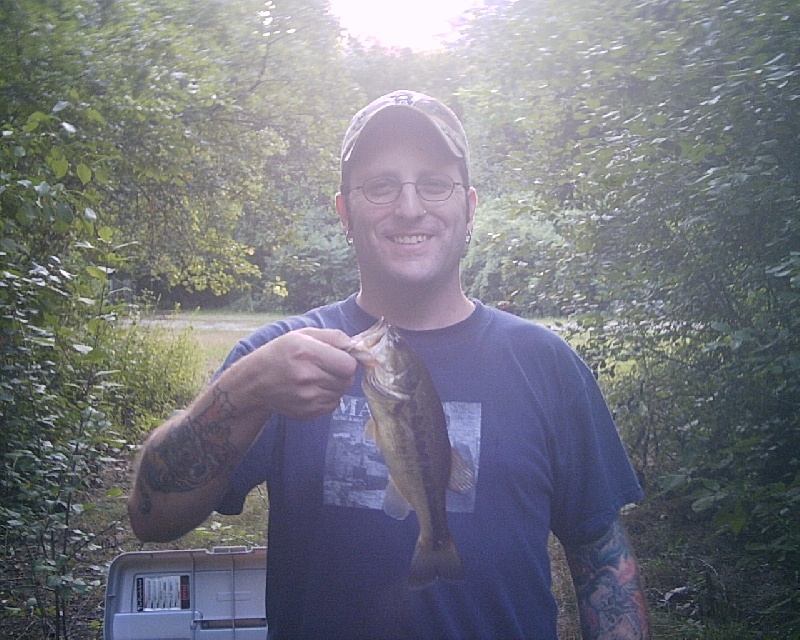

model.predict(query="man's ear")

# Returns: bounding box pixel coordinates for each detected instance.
[466,186,478,233]
[335,191,349,234]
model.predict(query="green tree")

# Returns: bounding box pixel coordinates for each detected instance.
[3,0,353,301]
[0,99,202,638]
[462,192,564,316]
[1,1,351,635]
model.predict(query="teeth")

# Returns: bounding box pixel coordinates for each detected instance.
[393,235,428,244]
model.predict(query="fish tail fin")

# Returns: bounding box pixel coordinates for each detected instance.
[408,536,464,589]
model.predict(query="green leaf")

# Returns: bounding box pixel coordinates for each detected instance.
[86,108,107,125]
[76,163,92,185]
[659,472,690,493]
[691,494,719,513]
[85,265,108,280]
[712,501,749,535]
[23,111,51,133]
[48,152,70,179]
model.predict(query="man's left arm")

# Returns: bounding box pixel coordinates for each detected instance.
[564,518,652,640]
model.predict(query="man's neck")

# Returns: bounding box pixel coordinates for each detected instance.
[355,287,475,331]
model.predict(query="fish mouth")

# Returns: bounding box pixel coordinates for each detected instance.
[348,317,390,365]
[354,317,389,347]
[349,319,411,400]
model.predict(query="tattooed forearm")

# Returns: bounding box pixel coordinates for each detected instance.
[138,385,238,500]
[566,519,651,640]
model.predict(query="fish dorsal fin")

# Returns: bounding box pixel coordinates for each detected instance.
[448,445,476,494]
[383,475,413,520]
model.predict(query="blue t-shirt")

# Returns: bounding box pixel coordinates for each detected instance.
[216,295,643,639]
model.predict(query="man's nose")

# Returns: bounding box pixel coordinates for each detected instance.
[393,182,426,217]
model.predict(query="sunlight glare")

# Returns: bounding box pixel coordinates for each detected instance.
[329,0,483,51]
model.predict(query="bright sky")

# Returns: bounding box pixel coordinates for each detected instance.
[328,0,483,51]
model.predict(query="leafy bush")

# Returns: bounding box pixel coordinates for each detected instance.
[0,255,203,639]
[1,102,202,639]
[102,316,202,438]
[462,193,564,316]
[241,207,359,314]
[569,293,800,636]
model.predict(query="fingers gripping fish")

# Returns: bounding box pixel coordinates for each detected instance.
[349,318,475,588]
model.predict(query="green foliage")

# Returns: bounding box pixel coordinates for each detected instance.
[1,49,203,637]
[2,0,352,301]
[103,316,203,437]
[0,257,202,637]
[462,192,564,315]
[241,206,359,314]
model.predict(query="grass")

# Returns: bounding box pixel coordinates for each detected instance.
[141,310,281,377]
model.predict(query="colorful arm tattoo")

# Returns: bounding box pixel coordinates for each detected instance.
[136,385,238,513]
[565,519,652,640]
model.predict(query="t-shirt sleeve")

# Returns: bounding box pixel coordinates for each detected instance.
[548,346,644,547]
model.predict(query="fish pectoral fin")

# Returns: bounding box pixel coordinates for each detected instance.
[382,476,413,520]
[448,444,476,494]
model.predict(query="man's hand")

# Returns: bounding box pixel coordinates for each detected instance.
[564,519,652,639]
[246,327,358,419]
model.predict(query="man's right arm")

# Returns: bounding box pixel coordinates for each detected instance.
[128,328,358,542]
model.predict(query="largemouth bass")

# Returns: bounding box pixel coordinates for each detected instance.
[349,318,474,588]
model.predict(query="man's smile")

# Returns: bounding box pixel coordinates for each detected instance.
[389,234,432,245]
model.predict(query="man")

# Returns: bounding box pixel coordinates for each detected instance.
[129,90,651,639]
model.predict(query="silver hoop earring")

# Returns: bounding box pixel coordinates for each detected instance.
[345,230,354,246]
[465,231,472,245]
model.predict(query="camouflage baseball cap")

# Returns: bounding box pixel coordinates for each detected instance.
[340,89,470,188]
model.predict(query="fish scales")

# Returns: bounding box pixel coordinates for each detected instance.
[349,318,474,588]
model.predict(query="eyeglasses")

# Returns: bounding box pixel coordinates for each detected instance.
[349,174,464,205]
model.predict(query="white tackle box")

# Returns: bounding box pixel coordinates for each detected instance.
[104,546,267,640]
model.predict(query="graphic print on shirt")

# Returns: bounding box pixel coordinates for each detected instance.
[323,395,481,513]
